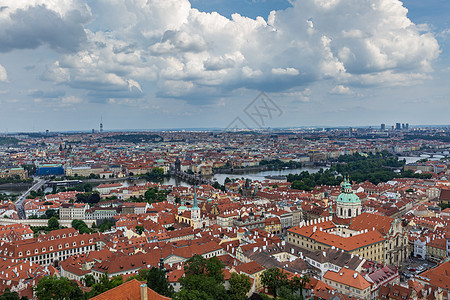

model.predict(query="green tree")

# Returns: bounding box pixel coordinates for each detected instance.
[82,274,96,287]
[34,276,83,300]
[135,226,145,235]
[177,255,228,300]
[48,217,59,230]
[45,209,58,219]
[72,219,92,234]
[83,183,93,192]
[98,220,114,232]
[228,272,251,300]
[288,275,310,300]
[261,268,288,299]
[88,273,123,298]
[146,267,174,297]
[0,287,20,300]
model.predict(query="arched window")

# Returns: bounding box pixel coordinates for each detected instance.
[340,208,343,216]
[348,208,351,217]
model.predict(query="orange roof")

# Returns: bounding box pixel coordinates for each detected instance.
[349,212,394,236]
[324,267,370,290]
[417,261,450,290]
[90,279,171,300]
[235,261,264,275]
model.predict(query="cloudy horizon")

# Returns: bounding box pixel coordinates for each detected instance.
[0,0,448,132]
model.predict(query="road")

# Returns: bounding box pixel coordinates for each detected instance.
[15,178,47,219]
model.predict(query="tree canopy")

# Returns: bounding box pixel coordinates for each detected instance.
[34,276,83,300]
[228,272,252,300]
[72,219,92,234]
[176,255,228,300]
[87,273,123,298]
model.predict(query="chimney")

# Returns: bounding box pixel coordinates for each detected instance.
[140,284,148,300]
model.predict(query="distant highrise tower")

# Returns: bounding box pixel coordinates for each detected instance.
[381,124,386,131]
[402,123,405,130]
[100,116,103,133]
[396,123,401,130]
[406,123,409,131]
[348,127,352,137]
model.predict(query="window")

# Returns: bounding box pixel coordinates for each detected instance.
[58,244,62,249]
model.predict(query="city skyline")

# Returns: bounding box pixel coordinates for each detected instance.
[0,0,449,132]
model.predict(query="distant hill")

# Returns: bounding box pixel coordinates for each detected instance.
[0,136,20,145]
[105,134,163,143]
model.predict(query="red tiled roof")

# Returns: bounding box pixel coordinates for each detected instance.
[324,267,370,290]
[349,212,394,236]
[90,279,171,300]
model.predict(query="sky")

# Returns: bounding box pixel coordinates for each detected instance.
[0,0,448,132]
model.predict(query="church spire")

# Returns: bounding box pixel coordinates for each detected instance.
[193,186,199,209]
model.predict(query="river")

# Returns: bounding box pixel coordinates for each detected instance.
[0,155,439,193]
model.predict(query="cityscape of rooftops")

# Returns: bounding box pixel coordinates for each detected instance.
[0,0,449,299]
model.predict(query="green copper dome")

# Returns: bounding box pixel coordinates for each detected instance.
[337,178,360,203]
[337,192,360,203]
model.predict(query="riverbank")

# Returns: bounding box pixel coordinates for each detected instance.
[0,182,33,190]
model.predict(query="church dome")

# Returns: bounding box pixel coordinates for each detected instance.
[337,178,360,203]
[337,192,360,203]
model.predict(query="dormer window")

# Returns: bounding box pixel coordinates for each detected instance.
[49,246,53,251]
[65,243,69,248]
[69,233,72,237]
[34,249,38,254]
[26,250,30,255]
[58,244,62,249]
[18,252,23,257]
[42,247,46,252]
[62,234,66,238]
[80,241,84,245]
[72,242,76,246]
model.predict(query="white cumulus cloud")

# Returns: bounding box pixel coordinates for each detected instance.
[34,0,440,102]
[0,64,7,82]
[330,85,354,95]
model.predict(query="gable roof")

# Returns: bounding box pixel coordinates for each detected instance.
[90,279,171,300]
[324,267,370,290]
[349,212,394,236]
